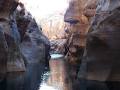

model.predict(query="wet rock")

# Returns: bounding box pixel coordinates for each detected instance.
[78,0,120,81]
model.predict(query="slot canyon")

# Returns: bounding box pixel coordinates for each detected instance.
[0,0,120,90]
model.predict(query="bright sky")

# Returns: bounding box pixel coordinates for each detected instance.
[20,0,69,19]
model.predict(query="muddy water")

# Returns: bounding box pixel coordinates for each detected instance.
[0,54,120,90]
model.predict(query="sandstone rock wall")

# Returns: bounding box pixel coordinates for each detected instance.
[78,0,120,81]
[0,0,26,76]
[16,3,50,64]
[64,0,88,24]
[84,0,97,18]
[0,1,50,79]
[64,0,120,82]
[64,0,90,81]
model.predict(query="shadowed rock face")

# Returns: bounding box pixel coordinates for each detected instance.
[0,1,4,9]
[6,15,26,72]
[0,0,50,78]
[0,0,19,16]
[0,26,7,80]
[78,0,120,81]
[0,0,26,75]
[16,4,50,64]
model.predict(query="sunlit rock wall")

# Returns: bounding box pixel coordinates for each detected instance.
[64,0,88,23]
[84,0,97,18]
[64,0,90,81]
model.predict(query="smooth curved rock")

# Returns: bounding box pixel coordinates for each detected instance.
[20,19,50,64]
[78,0,120,81]
[16,4,50,64]
[0,0,26,72]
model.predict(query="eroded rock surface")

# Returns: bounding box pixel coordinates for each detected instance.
[64,0,89,81]
[0,1,50,76]
[16,3,50,64]
[84,0,97,18]
[0,0,26,75]
[78,0,120,81]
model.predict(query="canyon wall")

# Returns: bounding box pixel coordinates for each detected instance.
[0,0,26,75]
[16,3,50,64]
[0,1,50,80]
[64,0,90,81]
[64,0,120,82]
[78,0,120,81]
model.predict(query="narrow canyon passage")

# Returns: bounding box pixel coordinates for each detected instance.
[0,0,120,90]
[0,54,72,90]
[0,54,120,90]
[40,54,72,90]
[42,53,120,90]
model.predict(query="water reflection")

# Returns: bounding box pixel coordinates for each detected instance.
[0,55,120,90]
[40,83,57,90]
[6,63,44,90]
[39,54,72,90]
